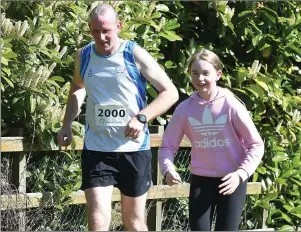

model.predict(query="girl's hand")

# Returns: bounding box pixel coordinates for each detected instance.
[165,170,182,186]
[218,172,242,195]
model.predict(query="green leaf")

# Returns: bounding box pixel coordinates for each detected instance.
[281,170,294,178]
[238,10,253,17]
[63,190,73,196]
[155,4,169,12]
[254,78,269,91]
[157,116,166,126]
[4,51,17,59]
[283,204,294,212]
[40,49,53,58]
[263,12,276,24]
[276,178,286,185]
[287,43,301,54]
[2,76,14,88]
[271,146,286,151]
[281,212,292,223]
[40,118,45,132]
[256,166,266,174]
[30,95,36,113]
[164,19,180,30]
[246,84,265,98]
[49,76,65,82]
[46,79,61,89]
[147,85,158,98]
[262,192,278,201]
[69,11,78,19]
[73,180,82,190]
[165,60,177,69]
[261,6,278,18]
[252,35,262,47]
[291,213,301,219]
[159,31,182,41]
[291,178,301,186]
[236,69,246,85]
[293,154,300,167]
[272,155,289,163]
[279,225,295,231]
[291,205,301,214]
[2,67,11,76]
[1,57,9,65]
[12,98,21,104]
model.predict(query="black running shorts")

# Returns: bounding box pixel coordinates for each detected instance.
[80,149,152,197]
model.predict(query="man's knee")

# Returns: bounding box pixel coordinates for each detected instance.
[87,204,111,230]
[85,186,114,230]
[122,215,147,231]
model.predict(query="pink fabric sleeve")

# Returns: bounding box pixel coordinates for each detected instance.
[158,110,185,177]
[232,102,265,182]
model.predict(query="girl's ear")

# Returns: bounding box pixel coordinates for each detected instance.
[216,70,222,81]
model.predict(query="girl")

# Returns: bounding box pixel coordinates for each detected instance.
[158,49,264,231]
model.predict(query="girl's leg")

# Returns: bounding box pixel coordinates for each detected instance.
[214,179,248,231]
[189,175,218,231]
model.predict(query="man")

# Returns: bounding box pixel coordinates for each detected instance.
[57,3,178,231]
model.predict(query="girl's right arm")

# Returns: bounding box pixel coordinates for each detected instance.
[158,110,185,177]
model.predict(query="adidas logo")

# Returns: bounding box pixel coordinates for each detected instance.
[189,107,230,148]
[189,107,227,136]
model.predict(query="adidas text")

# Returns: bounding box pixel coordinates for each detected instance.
[195,137,230,148]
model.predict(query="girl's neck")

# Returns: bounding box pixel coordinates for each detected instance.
[198,87,220,101]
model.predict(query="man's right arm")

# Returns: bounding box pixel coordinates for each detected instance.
[58,49,86,146]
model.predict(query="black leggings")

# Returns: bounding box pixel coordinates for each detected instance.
[189,174,247,231]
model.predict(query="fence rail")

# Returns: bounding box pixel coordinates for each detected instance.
[1,183,261,210]
[1,125,267,230]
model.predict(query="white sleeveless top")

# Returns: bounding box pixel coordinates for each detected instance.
[80,40,150,152]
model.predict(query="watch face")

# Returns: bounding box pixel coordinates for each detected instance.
[138,114,147,123]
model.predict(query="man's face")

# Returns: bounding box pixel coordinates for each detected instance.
[89,13,121,56]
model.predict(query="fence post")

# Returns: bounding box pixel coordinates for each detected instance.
[11,149,27,231]
[258,204,268,229]
[147,126,164,231]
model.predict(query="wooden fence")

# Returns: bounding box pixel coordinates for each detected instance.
[1,126,268,231]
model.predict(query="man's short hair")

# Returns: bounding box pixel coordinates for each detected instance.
[89,4,119,22]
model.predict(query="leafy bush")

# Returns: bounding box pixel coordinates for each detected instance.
[1,1,300,230]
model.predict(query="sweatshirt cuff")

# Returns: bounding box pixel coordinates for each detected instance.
[162,166,176,178]
[236,169,249,182]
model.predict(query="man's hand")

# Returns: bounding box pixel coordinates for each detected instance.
[124,116,144,139]
[218,172,242,195]
[165,170,182,186]
[57,125,73,147]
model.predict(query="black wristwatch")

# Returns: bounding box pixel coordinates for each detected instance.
[136,114,147,124]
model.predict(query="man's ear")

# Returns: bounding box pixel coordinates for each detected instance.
[117,20,122,33]
[216,70,222,81]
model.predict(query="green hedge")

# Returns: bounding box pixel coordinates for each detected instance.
[1,1,300,230]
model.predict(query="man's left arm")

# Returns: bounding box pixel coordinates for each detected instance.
[124,45,179,139]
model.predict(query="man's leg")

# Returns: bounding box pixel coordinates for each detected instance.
[118,150,152,230]
[84,186,114,231]
[81,150,120,230]
[121,192,148,231]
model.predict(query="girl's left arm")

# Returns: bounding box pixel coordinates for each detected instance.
[232,102,265,182]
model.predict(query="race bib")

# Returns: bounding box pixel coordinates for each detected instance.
[95,105,128,126]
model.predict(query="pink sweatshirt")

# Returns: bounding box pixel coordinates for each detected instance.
[158,88,264,182]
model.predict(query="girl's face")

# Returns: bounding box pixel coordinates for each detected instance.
[190,59,222,95]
